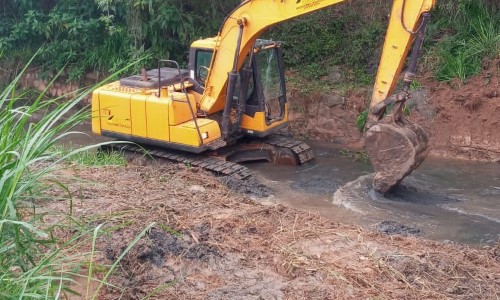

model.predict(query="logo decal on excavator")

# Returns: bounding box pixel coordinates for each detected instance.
[296,0,325,10]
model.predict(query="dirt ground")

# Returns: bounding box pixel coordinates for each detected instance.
[42,159,499,300]
[287,59,500,161]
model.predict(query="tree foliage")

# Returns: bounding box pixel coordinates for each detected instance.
[0,0,497,82]
[0,0,238,80]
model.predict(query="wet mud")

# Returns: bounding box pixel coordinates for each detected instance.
[376,220,421,236]
[218,175,270,198]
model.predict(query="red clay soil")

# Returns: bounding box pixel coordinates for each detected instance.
[412,59,500,161]
[287,59,500,161]
[43,161,500,299]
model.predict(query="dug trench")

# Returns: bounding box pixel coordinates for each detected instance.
[43,157,500,299]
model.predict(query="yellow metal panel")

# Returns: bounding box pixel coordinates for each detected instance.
[130,94,147,137]
[191,38,216,49]
[146,96,170,142]
[98,89,132,135]
[170,118,221,147]
[241,104,289,133]
[91,90,101,135]
[168,92,198,126]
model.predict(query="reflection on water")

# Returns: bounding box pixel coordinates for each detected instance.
[248,141,500,246]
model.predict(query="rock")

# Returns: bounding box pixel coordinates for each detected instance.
[376,220,421,236]
[320,92,344,107]
[189,185,206,193]
[327,66,344,84]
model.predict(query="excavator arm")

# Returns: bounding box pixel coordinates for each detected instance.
[200,0,435,114]
[200,0,347,113]
[200,0,435,193]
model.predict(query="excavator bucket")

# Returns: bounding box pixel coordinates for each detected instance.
[365,119,429,193]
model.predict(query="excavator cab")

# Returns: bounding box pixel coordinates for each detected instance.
[188,39,288,140]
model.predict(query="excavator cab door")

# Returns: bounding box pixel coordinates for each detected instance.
[252,42,286,124]
[243,40,287,127]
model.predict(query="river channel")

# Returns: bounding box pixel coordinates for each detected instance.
[249,141,500,246]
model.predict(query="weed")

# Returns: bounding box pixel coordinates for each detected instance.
[339,149,369,162]
[409,80,422,91]
[52,145,127,167]
[0,56,144,298]
[159,223,183,237]
[431,0,500,82]
[356,109,369,132]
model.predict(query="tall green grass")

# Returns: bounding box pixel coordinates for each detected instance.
[0,62,97,297]
[432,0,500,82]
[0,61,147,298]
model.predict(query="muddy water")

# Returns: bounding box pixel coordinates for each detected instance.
[249,141,500,246]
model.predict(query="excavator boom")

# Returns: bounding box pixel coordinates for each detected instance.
[200,0,435,192]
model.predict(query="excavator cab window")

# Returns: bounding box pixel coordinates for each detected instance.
[195,50,213,86]
[253,44,286,124]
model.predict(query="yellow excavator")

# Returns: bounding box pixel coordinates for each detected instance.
[92,0,435,192]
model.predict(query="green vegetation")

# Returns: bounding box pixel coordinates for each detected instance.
[339,149,369,162]
[0,68,86,296]
[356,109,369,132]
[270,8,384,81]
[428,0,500,82]
[1,0,497,85]
[0,0,239,81]
[0,62,151,298]
[51,145,127,167]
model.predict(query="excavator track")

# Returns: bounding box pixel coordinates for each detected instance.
[104,143,254,180]
[101,135,314,180]
[265,136,314,165]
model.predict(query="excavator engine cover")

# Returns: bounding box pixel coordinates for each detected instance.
[365,119,429,193]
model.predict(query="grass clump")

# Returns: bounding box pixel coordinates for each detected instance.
[429,0,500,82]
[356,109,369,132]
[51,145,127,167]
[0,63,142,298]
[339,149,369,162]
[0,72,84,296]
[72,150,127,167]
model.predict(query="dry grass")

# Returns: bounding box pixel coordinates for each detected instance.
[40,159,500,299]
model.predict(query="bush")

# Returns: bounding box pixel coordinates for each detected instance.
[269,8,385,79]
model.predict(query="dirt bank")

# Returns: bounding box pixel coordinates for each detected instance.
[287,59,500,161]
[43,160,499,299]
